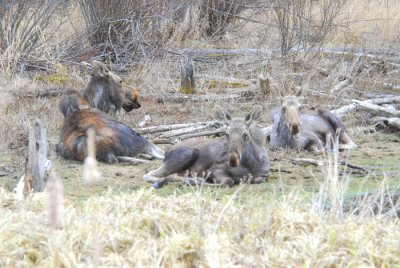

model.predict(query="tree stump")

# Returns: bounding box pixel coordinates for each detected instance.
[180,55,196,94]
[24,120,48,193]
[259,73,270,97]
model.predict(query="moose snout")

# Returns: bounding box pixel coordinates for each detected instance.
[291,124,300,134]
[123,102,141,111]
[228,152,241,167]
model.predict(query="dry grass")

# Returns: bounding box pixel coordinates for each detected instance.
[0,174,399,267]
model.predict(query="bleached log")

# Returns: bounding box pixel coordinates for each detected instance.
[159,123,220,139]
[138,121,219,134]
[386,118,400,129]
[117,156,151,164]
[179,127,225,141]
[353,100,400,117]
[332,96,400,118]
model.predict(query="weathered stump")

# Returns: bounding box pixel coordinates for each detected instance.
[24,120,48,193]
[259,73,270,97]
[180,55,196,94]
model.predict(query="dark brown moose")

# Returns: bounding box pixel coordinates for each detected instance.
[269,89,357,152]
[57,95,164,163]
[143,106,270,187]
[82,61,141,114]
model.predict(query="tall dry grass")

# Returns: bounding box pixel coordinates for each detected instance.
[0,185,398,266]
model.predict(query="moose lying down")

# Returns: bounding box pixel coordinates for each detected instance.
[143,106,270,187]
[270,89,357,152]
[75,61,141,114]
[57,95,164,163]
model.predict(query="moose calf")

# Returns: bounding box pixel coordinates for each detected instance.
[143,106,270,187]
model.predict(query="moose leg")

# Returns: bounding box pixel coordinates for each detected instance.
[210,169,235,187]
[143,147,199,184]
[338,132,357,150]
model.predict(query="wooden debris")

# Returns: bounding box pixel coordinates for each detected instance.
[332,96,400,118]
[353,100,400,117]
[287,157,368,173]
[117,156,151,164]
[180,55,196,94]
[25,120,48,192]
[372,116,400,130]
[179,127,225,141]
[138,121,220,135]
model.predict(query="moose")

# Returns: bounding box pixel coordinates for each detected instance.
[269,89,357,152]
[143,106,270,187]
[81,61,141,114]
[57,95,164,163]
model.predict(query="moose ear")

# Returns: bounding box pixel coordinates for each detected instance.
[295,87,303,97]
[215,105,232,123]
[245,105,262,125]
[93,61,110,78]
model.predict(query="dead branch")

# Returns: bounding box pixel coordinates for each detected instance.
[287,157,368,172]
[290,158,323,167]
[117,156,151,165]
[151,139,176,145]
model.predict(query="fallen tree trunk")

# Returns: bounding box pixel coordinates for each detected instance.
[353,100,400,117]
[138,121,219,135]
[332,96,400,118]
[159,123,220,139]
[179,127,225,140]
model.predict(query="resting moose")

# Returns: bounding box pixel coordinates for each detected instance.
[57,95,164,163]
[143,106,270,187]
[82,61,141,114]
[269,89,357,152]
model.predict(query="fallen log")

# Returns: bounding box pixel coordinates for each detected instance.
[332,96,400,118]
[353,100,400,117]
[179,127,225,140]
[138,121,219,135]
[159,123,220,139]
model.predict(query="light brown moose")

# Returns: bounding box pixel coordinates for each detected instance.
[269,89,357,152]
[143,106,270,188]
[81,61,141,114]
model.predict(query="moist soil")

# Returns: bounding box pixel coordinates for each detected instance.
[1,128,399,203]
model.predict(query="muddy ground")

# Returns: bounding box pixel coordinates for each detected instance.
[1,117,399,203]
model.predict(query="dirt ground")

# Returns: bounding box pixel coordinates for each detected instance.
[1,112,399,203]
